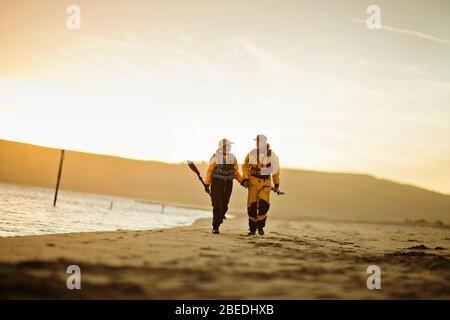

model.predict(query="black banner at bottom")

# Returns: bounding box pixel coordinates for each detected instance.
[2,300,447,319]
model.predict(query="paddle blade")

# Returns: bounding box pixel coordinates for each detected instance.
[187,161,200,176]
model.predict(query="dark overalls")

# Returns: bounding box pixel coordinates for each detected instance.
[210,155,235,230]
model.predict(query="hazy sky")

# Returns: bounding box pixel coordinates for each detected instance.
[0,0,449,193]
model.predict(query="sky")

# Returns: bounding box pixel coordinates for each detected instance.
[0,0,449,193]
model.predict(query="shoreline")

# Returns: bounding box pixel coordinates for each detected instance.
[1,210,447,240]
[1,213,448,240]
[0,216,448,299]
[0,215,215,239]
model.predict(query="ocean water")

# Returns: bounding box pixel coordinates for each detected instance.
[0,183,211,237]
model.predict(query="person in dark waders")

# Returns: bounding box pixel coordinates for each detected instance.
[242,134,280,236]
[204,139,245,234]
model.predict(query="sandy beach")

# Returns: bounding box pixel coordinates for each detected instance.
[0,215,448,299]
[1,141,449,299]
[1,0,450,306]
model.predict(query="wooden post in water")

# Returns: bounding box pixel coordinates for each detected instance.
[53,149,65,207]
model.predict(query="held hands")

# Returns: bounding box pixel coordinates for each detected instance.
[241,179,249,189]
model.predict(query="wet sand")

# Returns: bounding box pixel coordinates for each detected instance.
[0,216,449,299]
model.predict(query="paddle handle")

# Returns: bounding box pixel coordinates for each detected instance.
[187,161,211,196]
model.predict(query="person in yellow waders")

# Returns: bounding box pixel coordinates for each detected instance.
[204,139,245,234]
[242,134,280,235]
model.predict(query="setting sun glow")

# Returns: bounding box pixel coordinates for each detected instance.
[1,0,449,193]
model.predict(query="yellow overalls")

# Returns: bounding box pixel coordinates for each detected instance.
[242,148,280,231]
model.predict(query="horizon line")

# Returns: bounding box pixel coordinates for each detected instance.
[1,137,448,196]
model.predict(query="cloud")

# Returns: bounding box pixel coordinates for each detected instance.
[339,85,402,103]
[352,58,433,78]
[235,38,285,75]
[349,18,450,45]
[173,29,192,43]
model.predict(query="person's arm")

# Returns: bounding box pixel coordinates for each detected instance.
[233,157,243,183]
[204,156,217,186]
[272,153,280,187]
[242,154,250,180]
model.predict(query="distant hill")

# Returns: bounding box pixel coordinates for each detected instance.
[0,139,449,223]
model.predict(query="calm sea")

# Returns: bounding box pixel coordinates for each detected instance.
[0,182,210,237]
